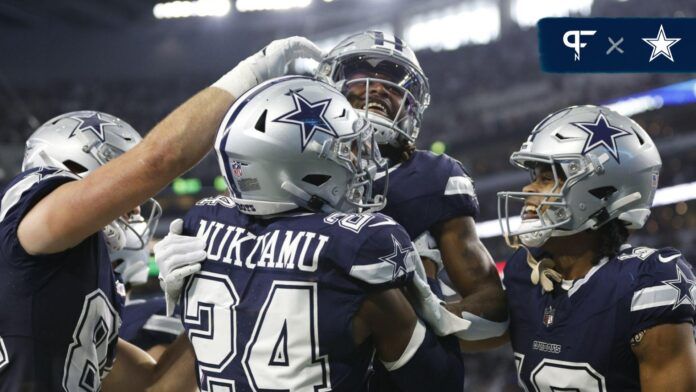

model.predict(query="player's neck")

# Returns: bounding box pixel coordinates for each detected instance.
[542,232,601,280]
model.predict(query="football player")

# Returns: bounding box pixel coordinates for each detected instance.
[153,76,472,391]
[317,31,507,326]
[316,31,509,389]
[0,36,322,391]
[498,105,696,391]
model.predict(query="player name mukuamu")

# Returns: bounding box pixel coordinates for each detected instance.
[195,219,329,272]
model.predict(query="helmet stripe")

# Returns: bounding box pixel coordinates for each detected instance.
[374,31,384,46]
[394,36,404,52]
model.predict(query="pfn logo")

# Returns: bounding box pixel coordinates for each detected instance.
[563,30,596,61]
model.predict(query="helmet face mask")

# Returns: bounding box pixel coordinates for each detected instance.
[322,118,388,211]
[216,76,389,216]
[111,219,152,287]
[317,31,430,148]
[22,110,161,254]
[497,105,662,248]
[120,202,162,252]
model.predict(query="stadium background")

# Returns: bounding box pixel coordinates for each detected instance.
[1,0,694,390]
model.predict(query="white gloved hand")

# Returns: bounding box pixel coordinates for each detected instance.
[414,231,444,272]
[103,220,127,252]
[154,219,207,316]
[213,36,323,98]
[409,249,472,336]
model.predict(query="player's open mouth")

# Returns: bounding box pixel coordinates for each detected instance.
[522,205,538,220]
[363,100,391,118]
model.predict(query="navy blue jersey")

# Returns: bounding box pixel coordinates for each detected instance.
[504,246,696,391]
[119,294,183,352]
[180,196,416,392]
[367,277,464,392]
[0,167,124,391]
[375,150,479,239]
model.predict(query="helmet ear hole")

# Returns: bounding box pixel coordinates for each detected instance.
[254,109,267,133]
[302,174,331,187]
[588,186,618,200]
[633,128,645,145]
[62,160,89,174]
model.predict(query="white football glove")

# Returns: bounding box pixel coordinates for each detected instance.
[409,247,472,337]
[213,36,323,98]
[103,220,127,252]
[413,231,444,272]
[154,219,207,316]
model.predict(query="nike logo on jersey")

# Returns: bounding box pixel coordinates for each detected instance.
[658,253,681,263]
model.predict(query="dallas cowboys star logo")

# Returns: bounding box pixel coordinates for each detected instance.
[272,92,337,152]
[642,24,681,63]
[662,264,696,310]
[572,113,631,163]
[379,235,413,281]
[69,112,117,142]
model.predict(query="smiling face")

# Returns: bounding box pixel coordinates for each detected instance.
[520,164,565,221]
[343,70,405,121]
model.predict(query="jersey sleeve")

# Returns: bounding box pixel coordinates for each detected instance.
[0,168,78,261]
[337,214,417,290]
[439,158,480,219]
[413,157,479,237]
[628,248,696,335]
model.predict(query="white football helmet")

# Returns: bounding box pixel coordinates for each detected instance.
[498,105,662,247]
[317,31,430,147]
[215,76,388,215]
[22,111,162,252]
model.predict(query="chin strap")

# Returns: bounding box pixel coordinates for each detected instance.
[280,181,334,213]
[503,233,561,293]
[526,250,562,293]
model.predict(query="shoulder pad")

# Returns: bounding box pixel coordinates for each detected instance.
[195,195,236,208]
[326,213,415,286]
[321,211,397,234]
[0,167,78,224]
[626,247,695,330]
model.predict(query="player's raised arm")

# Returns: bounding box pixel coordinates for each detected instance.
[18,37,322,255]
[433,216,508,322]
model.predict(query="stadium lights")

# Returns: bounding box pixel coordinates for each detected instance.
[606,96,664,116]
[315,24,394,51]
[404,2,500,51]
[604,78,696,116]
[236,0,311,12]
[511,0,593,28]
[153,0,231,19]
[476,180,696,238]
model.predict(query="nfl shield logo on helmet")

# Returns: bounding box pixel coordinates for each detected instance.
[231,161,243,177]
[543,306,555,327]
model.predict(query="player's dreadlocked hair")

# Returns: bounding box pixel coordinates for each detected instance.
[595,218,629,263]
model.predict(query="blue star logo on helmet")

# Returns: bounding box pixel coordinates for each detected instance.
[273,92,338,152]
[572,113,631,163]
[69,112,117,142]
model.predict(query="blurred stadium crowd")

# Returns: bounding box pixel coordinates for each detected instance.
[2,0,696,390]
